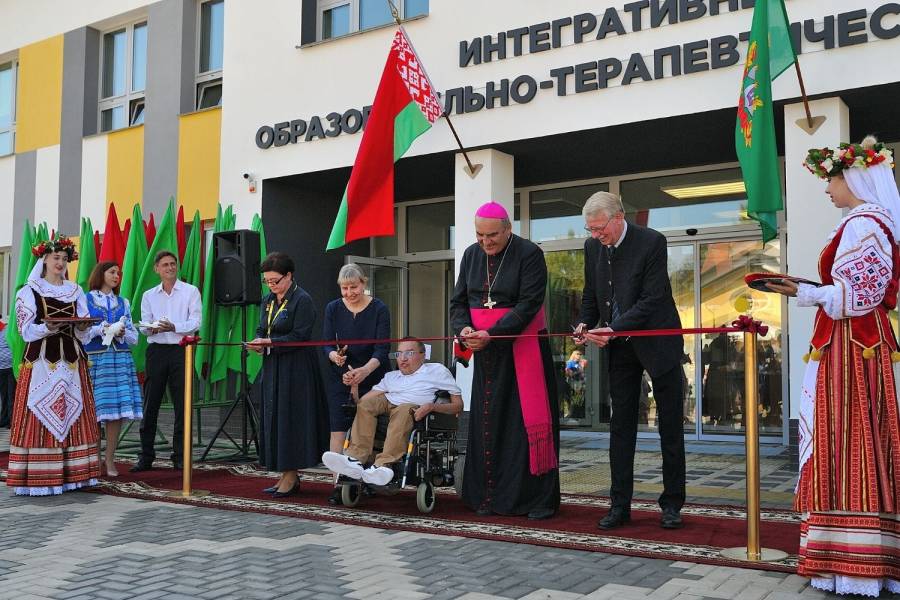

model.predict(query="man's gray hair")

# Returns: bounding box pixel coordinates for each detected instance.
[337,263,368,285]
[583,191,625,219]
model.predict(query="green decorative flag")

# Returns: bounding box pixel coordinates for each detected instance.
[5,220,37,377]
[179,210,203,290]
[735,0,796,244]
[130,200,180,373]
[119,204,149,305]
[76,217,97,292]
[327,28,443,250]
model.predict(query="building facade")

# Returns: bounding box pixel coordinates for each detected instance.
[2,0,900,450]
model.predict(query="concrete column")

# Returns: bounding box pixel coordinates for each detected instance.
[784,97,849,426]
[452,149,514,409]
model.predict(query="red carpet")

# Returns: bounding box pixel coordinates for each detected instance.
[0,453,799,572]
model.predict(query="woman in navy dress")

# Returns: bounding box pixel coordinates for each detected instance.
[247,252,329,498]
[322,263,390,503]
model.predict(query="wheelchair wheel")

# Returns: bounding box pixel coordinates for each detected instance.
[341,483,361,507]
[453,454,465,497]
[416,482,435,513]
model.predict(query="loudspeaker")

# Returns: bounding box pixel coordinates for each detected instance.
[214,230,261,306]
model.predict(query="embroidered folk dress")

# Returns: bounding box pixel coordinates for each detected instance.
[84,290,143,422]
[7,273,101,496]
[795,203,900,596]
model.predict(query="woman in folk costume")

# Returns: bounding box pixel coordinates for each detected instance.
[7,237,101,496]
[769,136,900,595]
[85,261,143,477]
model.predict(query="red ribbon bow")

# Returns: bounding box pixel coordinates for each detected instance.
[731,315,768,336]
[179,335,201,347]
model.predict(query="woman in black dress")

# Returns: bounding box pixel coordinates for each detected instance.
[321,263,390,502]
[248,252,328,497]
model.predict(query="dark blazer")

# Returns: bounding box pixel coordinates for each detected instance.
[579,223,683,377]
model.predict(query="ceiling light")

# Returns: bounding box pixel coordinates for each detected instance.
[661,181,746,199]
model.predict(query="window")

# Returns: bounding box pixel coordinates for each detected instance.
[99,22,147,132]
[318,0,428,40]
[0,61,16,156]
[196,0,224,110]
[529,182,609,242]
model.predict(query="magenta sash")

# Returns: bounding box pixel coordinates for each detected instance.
[471,306,557,476]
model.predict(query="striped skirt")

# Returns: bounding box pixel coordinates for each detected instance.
[7,362,101,496]
[796,320,900,585]
[88,348,143,422]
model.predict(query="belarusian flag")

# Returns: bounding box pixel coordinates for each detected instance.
[735,0,796,244]
[327,28,443,250]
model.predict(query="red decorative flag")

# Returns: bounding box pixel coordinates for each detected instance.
[145,215,156,248]
[99,203,126,266]
[122,219,131,246]
[327,28,443,250]
[93,230,101,258]
[176,204,186,263]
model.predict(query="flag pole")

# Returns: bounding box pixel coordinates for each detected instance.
[791,44,825,134]
[387,0,482,178]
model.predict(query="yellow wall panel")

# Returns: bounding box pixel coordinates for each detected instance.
[15,36,64,153]
[177,108,221,221]
[106,126,144,217]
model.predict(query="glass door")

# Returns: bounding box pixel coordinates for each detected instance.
[345,256,407,342]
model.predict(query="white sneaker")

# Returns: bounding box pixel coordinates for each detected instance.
[361,465,395,486]
[322,451,364,480]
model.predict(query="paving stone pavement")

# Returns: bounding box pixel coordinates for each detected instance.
[0,486,838,600]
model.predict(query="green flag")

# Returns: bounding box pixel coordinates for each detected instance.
[179,210,203,290]
[5,221,37,377]
[119,204,149,305]
[130,200,180,373]
[76,217,97,292]
[735,0,796,244]
[208,207,239,383]
[196,204,225,380]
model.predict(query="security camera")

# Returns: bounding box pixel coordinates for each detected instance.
[243,172,258,193]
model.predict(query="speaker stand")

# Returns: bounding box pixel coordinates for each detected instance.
[199,306,260,462]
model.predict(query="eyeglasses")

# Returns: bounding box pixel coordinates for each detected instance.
[389,350,424,359]
[584,216,616,235]
[262,274,286,287]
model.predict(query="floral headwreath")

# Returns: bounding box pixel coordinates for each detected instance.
[804,140,894,180]
[31,235,78,261]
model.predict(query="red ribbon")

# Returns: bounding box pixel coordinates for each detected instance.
[730,315,769,336]
[179,335,201,347]
[198,315,768,348]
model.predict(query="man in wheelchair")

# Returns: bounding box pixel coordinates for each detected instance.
[322,338,462,486]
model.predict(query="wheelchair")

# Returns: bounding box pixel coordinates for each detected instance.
[335,390,461,513]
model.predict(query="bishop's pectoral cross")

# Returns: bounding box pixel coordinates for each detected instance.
[484,295,497,309]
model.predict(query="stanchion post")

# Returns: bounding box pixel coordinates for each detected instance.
[181,342,195,497]
[167,337,209,498]
[721,323,787,563]
[744,330,761,560]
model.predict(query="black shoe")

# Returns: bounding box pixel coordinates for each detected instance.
[273,481,300,499]
[262,484,278,494]
[598,507,631,530]
[527,508,556,520]
[130,461,154,473]
[172,458,184,471]
[660,507,683,529]
[475,507,495,517]
[328,487,342,505]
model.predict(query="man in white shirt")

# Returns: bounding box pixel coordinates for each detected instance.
[132,251,202,472]
[323,338,462,486]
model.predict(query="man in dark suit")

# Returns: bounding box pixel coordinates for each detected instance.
[574,191,686,530]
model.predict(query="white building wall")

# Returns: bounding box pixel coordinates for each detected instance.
[220,0,900,227]
[80,135,108,228]
[33,144,60,231]
[0,0,154,54]
[0,154,15,247]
